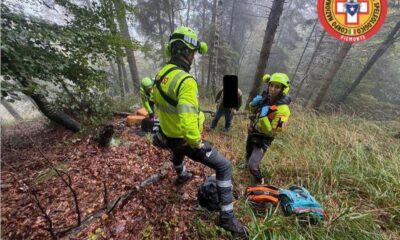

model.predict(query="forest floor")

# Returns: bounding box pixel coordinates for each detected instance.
[1,116,226,240]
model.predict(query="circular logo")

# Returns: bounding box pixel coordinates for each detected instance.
[318,0,387,42]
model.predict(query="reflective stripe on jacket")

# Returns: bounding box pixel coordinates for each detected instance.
[153,63,205,147]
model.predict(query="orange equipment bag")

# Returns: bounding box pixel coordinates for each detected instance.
[136,108,148,117]
[246,185,280,204]
[127,115,145,126]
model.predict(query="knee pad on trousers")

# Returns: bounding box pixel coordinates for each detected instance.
[218,158,232,175]
[217,186,233,205]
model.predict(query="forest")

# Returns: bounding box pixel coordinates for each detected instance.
[1,0,400,239]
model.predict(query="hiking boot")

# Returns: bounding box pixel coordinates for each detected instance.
[175,172,193,185]
[219,211,247,236]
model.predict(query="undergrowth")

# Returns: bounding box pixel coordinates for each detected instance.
[195,101,400,239]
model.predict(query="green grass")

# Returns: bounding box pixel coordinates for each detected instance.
[195,102,400,239]
[33,164,68,184]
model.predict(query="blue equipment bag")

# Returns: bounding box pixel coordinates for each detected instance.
[279,186,325,223]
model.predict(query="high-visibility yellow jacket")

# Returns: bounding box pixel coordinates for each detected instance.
[250,103,290,137]
[140,87,153,114]
[153,63,205,147]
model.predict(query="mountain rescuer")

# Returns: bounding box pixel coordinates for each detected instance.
[246,73,291,184]
[152,26,246,235]
[140,77,155,118]
[210,88,242,132]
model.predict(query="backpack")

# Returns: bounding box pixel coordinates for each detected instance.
[197,175,220,211]
[246,185,279,204]
[279,186,325,223]
[141,118,160,133]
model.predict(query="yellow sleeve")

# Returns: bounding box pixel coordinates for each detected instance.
[176,78,201,148]
[256,116,273,136]
[141,91,152,114]
[271,105,290,133]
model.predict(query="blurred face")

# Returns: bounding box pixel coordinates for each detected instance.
[268,82,283,98]
[187,50,195,63]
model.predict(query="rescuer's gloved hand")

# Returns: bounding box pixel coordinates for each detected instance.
[259,105,270,117]
[191,140,212,159]
[250,95,263,107]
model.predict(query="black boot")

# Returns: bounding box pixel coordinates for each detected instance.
[219,211,246,236]
[174,172,193,185]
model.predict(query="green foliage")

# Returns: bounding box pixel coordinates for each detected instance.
[1,4,103,98]
[1,1,140,121]
[55,90,114,123]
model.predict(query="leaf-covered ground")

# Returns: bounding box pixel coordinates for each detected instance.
[1,117,224,239]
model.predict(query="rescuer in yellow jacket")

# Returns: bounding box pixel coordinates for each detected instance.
[140,77,155,118]
[247,73,291,184]
[152,26,245,235]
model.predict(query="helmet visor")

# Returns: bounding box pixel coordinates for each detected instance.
[169,33,199,49]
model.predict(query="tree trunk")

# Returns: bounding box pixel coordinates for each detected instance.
[291,19,318,82]
[109,61,118,80]
[339,20,400,103]
[237,31,253,75]
[60,80,79,105]
[102,0,130,93]
[171,0,175,30]
[156,1,166,64]
[275,0,293,47]
[206,0,218,94]
[113,0,140,93]
[108,62,118,96]
[200,0,207,89]
[228,0,237,41]
[186,0,191,26]
[117,58,126,97]
[209,0,223,97]
[165,0,175,32]
[193,57,198,80]
[32,93,81,132]
[1,100,23,121]
[294,30,326,100]
[120,58,130,93]
[14,76,81,132]
[312,42,353,110]
[246,0,285,107]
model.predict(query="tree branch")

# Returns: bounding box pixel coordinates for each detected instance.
[16,126,82,226]
[58,163,169,238]
[1,161,57,240]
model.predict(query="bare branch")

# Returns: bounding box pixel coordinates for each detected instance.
[16,126,82,226]
[102,181,108,208]
[1,161,57,240]
[58,163,169,238]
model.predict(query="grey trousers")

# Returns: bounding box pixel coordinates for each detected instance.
[247,146,265,181]
[245,134,273,182]
[166,137,234,213]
